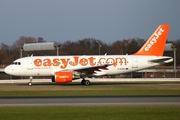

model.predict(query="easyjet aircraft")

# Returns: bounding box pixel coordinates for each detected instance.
[5,24,173,86]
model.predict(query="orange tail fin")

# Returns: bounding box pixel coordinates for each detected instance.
[134,24,170,56]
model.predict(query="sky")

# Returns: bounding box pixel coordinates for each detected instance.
[0,0,180,45]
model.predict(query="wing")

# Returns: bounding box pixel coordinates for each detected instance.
[50,64,111,77]
[73,64,110,76]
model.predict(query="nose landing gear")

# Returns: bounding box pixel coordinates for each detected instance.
[28,76,33,86]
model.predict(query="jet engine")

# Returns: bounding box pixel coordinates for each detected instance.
[51,71,80,84]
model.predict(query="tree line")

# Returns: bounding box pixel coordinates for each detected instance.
[0,36,179,65]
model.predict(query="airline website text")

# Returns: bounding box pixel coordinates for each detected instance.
[34,56,127,69]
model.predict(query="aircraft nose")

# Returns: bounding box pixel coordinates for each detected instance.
[4,66,12,75]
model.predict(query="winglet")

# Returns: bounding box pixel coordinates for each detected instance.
[133,24,170,56]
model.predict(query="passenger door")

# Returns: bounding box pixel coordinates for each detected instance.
[132,57,138,68]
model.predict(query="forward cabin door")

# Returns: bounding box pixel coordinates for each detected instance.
[132,57,138,68]
[27,58,33,70]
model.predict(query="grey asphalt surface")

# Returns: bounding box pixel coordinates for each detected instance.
[0,96,180,106]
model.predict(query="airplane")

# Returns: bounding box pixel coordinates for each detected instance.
[4,24,173,86]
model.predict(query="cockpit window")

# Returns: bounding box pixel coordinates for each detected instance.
[11,62,21,65]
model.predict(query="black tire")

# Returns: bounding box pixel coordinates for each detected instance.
[85,80,91,86]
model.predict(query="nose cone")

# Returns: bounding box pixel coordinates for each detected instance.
[4,66,12,75]
[4,66,9,74]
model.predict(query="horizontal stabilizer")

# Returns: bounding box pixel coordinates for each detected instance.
[148,57,173,63]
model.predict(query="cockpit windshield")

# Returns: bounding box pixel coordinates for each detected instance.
[11,62,21,65]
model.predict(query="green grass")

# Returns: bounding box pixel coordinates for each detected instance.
[0,106,180,120]
[0,90,180,97]
[0,83,180,97]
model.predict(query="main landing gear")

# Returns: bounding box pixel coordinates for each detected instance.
[28,76,33,86]
[81,78,91,86]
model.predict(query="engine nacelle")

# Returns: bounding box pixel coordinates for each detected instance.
[54,72,73,84]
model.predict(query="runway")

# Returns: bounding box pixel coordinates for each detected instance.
[0,96,180,106]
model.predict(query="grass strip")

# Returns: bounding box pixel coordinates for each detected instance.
[0,83,180,97]
[0,90,180,97]
[0,106,180,120]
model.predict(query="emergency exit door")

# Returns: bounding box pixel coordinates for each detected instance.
[132,57,138,68]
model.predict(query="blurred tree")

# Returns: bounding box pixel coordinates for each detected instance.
[127,38,139,54]
[11,36,37,59]
[0,43,10,63]
[110,40,127,55]
[12,36,37,50]
[37,37,46,43]
[60,40,75,55]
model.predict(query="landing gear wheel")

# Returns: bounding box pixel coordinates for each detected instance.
[84,80,91,86]
[28,76,33,86]
[81,79,91,86]
[28,82,32,86]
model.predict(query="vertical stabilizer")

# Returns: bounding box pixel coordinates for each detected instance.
[134,24,170,56]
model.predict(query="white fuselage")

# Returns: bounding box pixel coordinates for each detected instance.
[4,55,173,77]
